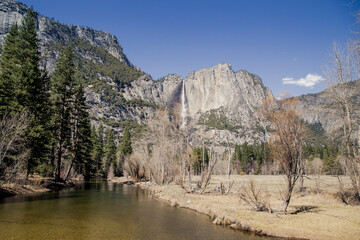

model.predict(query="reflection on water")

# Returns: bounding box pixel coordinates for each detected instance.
[0,181,274,240]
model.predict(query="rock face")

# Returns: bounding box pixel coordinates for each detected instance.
[122,74,183,109]
[184,63,269,126]
[0,1,26,36]
[182,63,272,147]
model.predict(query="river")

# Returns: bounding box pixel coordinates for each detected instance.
[0,181,275,239]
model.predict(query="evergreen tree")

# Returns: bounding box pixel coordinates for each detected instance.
[120,127,132,156]
[241,142,251,173]
[234,144,242,162]
[103,128,116,176]
[191,146,209,175]
[0,9,50,177]
[89,123,105,175]
[20,8,50,177]
[192,147,202,175]
[66,83,92,180]
[51,46,75,180]
[116,127,132,176]
[322,150,333,174]
[90,125,98,175]
[0,23,22,115]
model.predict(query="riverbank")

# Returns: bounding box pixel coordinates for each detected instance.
[0,182,49,198]
[0,177,75,199]
[139,175,360,240]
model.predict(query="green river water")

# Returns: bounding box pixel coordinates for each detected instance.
[0,181,276,240]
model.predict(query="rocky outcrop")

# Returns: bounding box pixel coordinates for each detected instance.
[122,74,183,109]
[0,1,26,36]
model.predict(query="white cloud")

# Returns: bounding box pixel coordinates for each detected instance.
[282,73,324,88]
[276,91,292,100]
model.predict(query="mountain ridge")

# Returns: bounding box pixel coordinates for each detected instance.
[1,0,356,150]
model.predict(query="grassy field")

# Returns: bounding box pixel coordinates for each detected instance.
[140,175,360,240]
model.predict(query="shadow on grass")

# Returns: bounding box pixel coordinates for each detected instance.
[291,205,319,215]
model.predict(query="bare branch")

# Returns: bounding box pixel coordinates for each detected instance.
[0,111,30,165]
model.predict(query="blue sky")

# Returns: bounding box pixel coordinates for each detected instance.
[21,0,357,98]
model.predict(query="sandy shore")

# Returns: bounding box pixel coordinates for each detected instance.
[139,175,360,240]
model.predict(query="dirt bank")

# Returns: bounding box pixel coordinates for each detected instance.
[0,176,77,199]
[139,175,360,240]
[0,183,49,198]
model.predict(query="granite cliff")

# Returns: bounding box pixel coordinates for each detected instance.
[181,63,272,146]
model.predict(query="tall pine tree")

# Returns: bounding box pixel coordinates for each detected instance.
[21,8,50,177]
[65,82,92,180]
[120,127,132,156]
[96,123,104,174]
[51,46,75,181]
[90,123,104,176]
[0,23,22,115]
[89,125,98,176]
[103,128,116,177]
[0,9,50,177]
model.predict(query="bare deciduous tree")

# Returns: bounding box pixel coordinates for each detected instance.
[239,179,271,212]
[323,42,360,201]
[262,98,308,213]
[146,108,185,185]
[123,153,145,182]
[218,180,234,195]
[0,111,29,167]
[226,137,232,179]
[180,146,218,194]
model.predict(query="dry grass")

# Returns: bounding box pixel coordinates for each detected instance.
[141,175,360,240]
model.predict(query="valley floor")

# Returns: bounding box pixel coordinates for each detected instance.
[139,175,360,240]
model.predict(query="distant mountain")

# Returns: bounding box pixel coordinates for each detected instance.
[296,80,360,140]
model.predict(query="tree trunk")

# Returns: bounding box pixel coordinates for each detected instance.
[66,119,79,181]
[188,165,192,193]
[283,181,294,214]
[65,157,74,181]
[26,157,31,179]
[202,143,205,173]
[55,141,62,181]
[227,137,231,179]
[55,103,66,182]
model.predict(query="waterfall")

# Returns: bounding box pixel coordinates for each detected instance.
[181,79,187,128]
